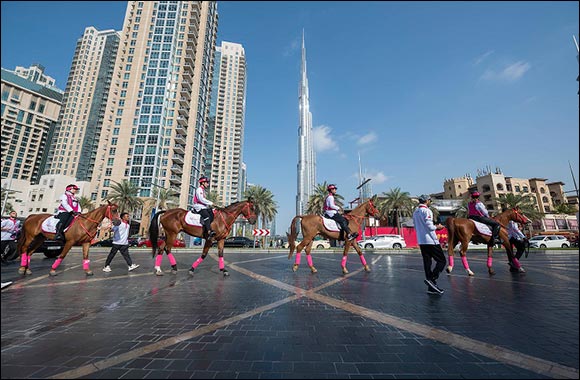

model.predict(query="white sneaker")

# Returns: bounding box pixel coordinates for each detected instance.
[102,266,112,273]
[128,264,140,271]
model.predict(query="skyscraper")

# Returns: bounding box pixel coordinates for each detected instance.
[208,41,247,205]
[296,31,316,216]
[91,1,218,229]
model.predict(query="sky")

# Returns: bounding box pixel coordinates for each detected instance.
[1,1,579,234]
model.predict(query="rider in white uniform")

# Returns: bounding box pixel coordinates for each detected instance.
[193,176,215,238]
[324,184,357,241]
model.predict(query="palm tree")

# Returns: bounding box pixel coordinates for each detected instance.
[453,199,470,218]
[553,203,577,215]
[105,179,144,213]
[78,195,95,213]
[378,187,414,234]
[306,182,344,215]
[492,193,543,221]
[206,190,222,207]
[244,185,278,243]
[144,187,179,214]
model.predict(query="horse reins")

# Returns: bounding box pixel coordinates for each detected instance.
[217,202,255,232]
[76,205,114,240]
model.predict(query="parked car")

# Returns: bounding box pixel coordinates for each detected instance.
[358,234,406,249]
[128,235,144,247]
[528,235,570,248]
[35,239,64,258]
[137,237,186,248]
[215,236,260,248]
[312,239,331,249]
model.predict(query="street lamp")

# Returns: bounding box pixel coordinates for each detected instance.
[357,178,372,240]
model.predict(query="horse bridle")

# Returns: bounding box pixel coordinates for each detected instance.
[217,202,256,231]
[77,205,115,240]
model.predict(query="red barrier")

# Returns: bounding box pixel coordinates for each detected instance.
[359,226,449,248]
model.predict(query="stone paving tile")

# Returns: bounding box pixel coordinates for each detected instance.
[1,249,577,379]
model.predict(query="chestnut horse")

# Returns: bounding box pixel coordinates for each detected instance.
[17,202,118,276]
[149,199,257,276]
[445,207,531,276]
[287,199,380,274]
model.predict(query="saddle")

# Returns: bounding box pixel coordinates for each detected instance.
[321,216,340,232]
[184,211,203,227]
[471,220,492,236]
[41,216,74,234]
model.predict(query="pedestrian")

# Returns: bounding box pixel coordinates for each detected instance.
[507,220,527,267]
[193,176,216,238]
[412,194,446,295]
[1,210,20,262]
[324,184,358,241]
[103,212,139,273]
[54,184,81,242]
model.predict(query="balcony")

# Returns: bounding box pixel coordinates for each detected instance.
[172,154,184,165]
[176,116,187,126]
[178,107,189,118]
[171,165,183,175]
[174,133,186,145]
[173,144,185,155]
[169,175,182,185]
[181,79,192,92]
[175,123,187,136]
[179,97,189,107]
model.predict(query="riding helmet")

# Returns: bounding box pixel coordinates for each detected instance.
[199,176,209,184]
[471,191,480,198]
[327,184,337,191]
[66,184,80,191]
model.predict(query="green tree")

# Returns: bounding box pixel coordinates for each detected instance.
[144,187,180,214]
[244,185,278,242]
[306,182,344,215]
[377,187,414,234]
[105,179,144,213]
[493,193,543,221]
[206,190,222,206]
[78,195,95,213]
[553,203,577,215]
[453,199,470,218]
[1,187,15,214]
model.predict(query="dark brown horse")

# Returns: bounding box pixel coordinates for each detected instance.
[17,202,118,276]
[445,207,531,276]
[149,199,257,276]
[287,199,380,274]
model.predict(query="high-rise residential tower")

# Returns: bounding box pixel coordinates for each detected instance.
[296,31,316,215]
[92,1,218,228]
[208,41,247,205]
[12,63,63,94]
[1,67,63,183]
[44,27,120,182]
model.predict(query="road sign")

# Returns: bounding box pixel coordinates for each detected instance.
[253,229,270,236]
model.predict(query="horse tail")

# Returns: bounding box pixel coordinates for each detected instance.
[445,217,456,255]
[149,210,167,257]
[287,215,302,259]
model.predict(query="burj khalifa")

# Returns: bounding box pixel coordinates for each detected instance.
[296,31,316,216]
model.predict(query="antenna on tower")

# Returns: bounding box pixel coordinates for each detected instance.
[573,35,579,54]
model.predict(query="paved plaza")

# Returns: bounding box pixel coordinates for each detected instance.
[1,247,578,379]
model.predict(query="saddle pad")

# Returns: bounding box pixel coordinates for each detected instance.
[322,217,340,232]
[41,216,73,234]
[184,211,203,227]
[473,220,492,236]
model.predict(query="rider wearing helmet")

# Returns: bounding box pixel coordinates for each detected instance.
[324,184,358,241]
[193,176,216,238]
[54,184,81,242]
[467,191,502,245]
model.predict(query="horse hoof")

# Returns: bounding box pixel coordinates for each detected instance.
[49,270,57,277]
[155,269,164,276]
[446,266,453,274]
[18,267,26,275]
[26,269,32,276]
[85,271,94,276]
[171,269,178,275]
[310,266,318,274]
[364,265,371,272]
[222,270,230,277]
[292,264,299,272]
[342,266,349,275]
[518,267,526,273]
[467,269,475,276]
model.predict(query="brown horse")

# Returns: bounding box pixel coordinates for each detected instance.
[287,199,380,274]
[149,199,257,276]
[17,202,118,276]
[445,207,531,276]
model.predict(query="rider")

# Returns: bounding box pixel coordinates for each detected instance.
[54,184,81,242]
[193,176,216,238]
[324,184,358,241]
[467,191,502,245]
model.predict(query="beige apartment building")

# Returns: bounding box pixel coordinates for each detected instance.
[209,41,247,205]
[44,27,120,184]
[12,63,63,94]
[1,68,63,184]
[90,1,218,232]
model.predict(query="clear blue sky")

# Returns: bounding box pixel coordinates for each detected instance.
[2,1,579,234]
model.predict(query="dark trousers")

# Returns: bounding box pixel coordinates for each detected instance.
[419,244,447,282]
[330,214,351,235]
[199,208,214,232]
[105,244,132,266]
[1,240,17,261]
[509,238,526,260]
[56,212,74,234]
[469,215,500,239]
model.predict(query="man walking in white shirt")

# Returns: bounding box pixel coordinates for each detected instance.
[412,195,446,295]
[103,212,139,273]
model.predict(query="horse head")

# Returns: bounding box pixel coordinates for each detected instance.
[365,198,381,219]
[512,207,531,225]
[243,199,258,225]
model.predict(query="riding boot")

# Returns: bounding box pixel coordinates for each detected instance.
[54,221,65,242]
[492,225,502,245]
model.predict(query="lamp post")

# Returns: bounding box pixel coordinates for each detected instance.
[357,178,372,240]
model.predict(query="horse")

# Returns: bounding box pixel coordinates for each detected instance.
[17,202,118,276]
[148,199,257,276]
[445,207,531,276]
[287,199,381,274]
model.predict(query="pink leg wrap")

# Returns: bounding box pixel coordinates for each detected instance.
[83,259,90,270]
[307,255,313,267]
[461,256,469,270]
[219,257,225,270]
[341,256,347,267]
[359,255,367,266]
[449,256,454,267]
[295,252,301,265]
[51,258,63,270]
[192,257,204,268]
[155,255,163,267]
[487,257,493,268]
[167,253,177,266]
[21,253,28,267]
[512,258,521,268]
